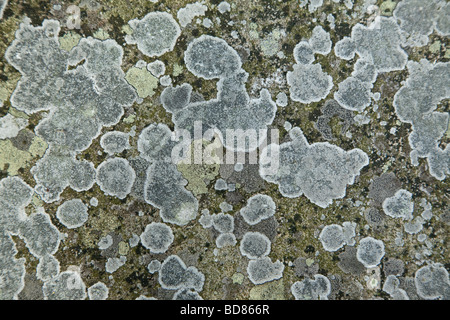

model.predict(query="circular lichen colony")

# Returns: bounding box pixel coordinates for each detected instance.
[96,157,136,199]
[125,12,181,57]
[140,222,174,254]
[356,237,386,268]
[240,194,276,225]
[239,232,271,260]
[56,199,89,229]
[318,224,345,252]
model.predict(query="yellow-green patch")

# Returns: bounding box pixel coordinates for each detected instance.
[380,0,397,16]
[249,279,285,300]
[59,31,82,52]
[0,140,32,175]
[125,67,158,99]
[93,28,111,40]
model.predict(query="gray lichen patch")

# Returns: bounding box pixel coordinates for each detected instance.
[246,257,284,285]
[164,35,277,152]
[239,231,271,259]
[140,222,174,254]
[291,274,331,300]
[382,189,414,220]
[125,12,181,57]
[240,194,276,226]
[394,0,449,47]
[356,237,385,268]
[100,131,131,155]
[393,59,449,180]
[96,157,136,200]
[56,199,89,229]
[315,99,354,140]
[287,63,333,104]
[42,271,86,300]
[260,126,369,208]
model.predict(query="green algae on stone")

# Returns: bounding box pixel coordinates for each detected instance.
[125,66,158,99]
[249,278,285,300]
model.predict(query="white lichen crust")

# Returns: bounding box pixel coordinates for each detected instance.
[140,222,174,254]
[125,12,181,57]
[96,157,136,199]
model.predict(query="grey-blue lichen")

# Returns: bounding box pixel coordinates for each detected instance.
[260,127,369,208]
[140,222,174,254]
[56,199,89,229]
[125,12,181,57]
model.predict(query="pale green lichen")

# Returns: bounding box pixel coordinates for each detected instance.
[125,66,158,98]
[172,63,183,77]
[7,107,28,119]
[123,114,136,124]
[28,136,48,158]
[59,31,82,52]
[249,279,286,300]
[0,140,32,175]
[429,40,441,53]
[121,24,133,35]
[93,29,110,40]
[380,0,398,16]
[177,139,221,196]
[0,86,9,102]
[260,28,283,57]
[118,241,130,256]
[232,272,245,285]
